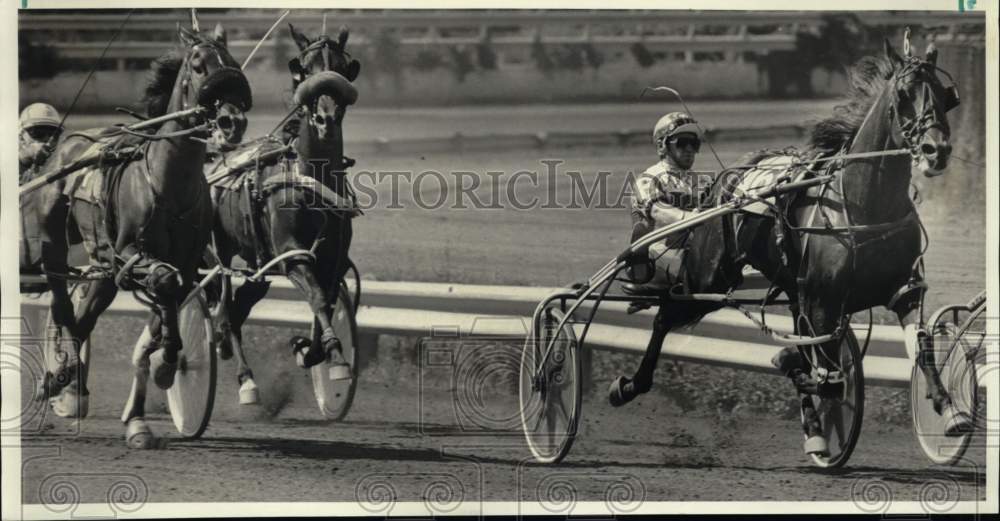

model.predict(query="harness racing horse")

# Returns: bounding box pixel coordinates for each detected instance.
[608,35,966,460]
[208,24,361,395]
[23,23,251,447]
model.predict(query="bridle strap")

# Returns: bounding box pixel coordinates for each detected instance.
[890,59,953,156]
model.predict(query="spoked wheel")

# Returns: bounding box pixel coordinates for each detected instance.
[802,328,864,468]
[911,297,985,465]
[310,284,358,420]
[166,288,217,439]
[520,303,582,464]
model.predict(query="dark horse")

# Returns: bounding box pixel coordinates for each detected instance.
[21,23,251,447]
[608,36,968,457]
[208,24,361,393]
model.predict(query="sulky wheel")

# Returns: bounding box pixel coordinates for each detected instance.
[911,297,985,465]
[166,288,218,439]
[310,284,359,420]
[804,328,864,468]
[520,303,583,464]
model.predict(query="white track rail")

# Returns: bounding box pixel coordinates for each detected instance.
[18,274,912,388]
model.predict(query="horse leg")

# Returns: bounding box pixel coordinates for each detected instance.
[145,261,185,390]
[285,260,348,376]
[609,306,671,407]
[120,318,158,449]
[46,277,119,418]
[793,302,851,457]
[36,189,79,399]
[897,304,973,436]
[227,277,270,405]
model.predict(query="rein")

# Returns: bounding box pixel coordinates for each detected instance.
[779,56,948,346]
[18,107,206,198]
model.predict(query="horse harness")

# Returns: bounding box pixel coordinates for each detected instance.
[210,140,361,270]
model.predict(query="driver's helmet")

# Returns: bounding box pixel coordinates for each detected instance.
[19,103,62,133]
[652,111,702,145]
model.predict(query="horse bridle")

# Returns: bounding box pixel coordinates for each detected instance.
[889,58,960,158]
[178,39,247,132]
[289,37,350,125]
[289,37,350,85]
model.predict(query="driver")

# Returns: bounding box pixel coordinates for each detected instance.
[625,111,706,293]
[19,103,63,182]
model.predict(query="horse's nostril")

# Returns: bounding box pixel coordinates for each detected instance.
[217,116,233,131]
[942,143,952,155]
[920,143,937,156]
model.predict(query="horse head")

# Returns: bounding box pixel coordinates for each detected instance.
[175,22,252,145]
[883,33,960,177]
[288,23,361,145]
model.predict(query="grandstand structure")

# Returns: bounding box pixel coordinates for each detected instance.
[20,9,987,72]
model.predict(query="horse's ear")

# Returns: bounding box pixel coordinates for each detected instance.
[288,57,305,83]
[883,38,902,66]
[288,23,310,51]
[337,26,350,49]
[178,25,199,47]
[213,22,227,46]
[345,59,361,82]
[925,42,938,67]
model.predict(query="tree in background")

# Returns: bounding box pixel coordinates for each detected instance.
[367,28,403,89]
[582,42,604,70]
[448,45,475,83]
[531,33,555,77]
[19,33,60,80]
[629,42,656,68]
[475,37,498,71]
[752,15,884,98]
[413,48,445,72]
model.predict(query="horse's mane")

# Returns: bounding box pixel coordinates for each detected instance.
[141,50,184,118]
[807,53,898,154]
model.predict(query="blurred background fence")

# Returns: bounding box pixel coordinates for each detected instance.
[18,9,986,218]
[19,9,986,107]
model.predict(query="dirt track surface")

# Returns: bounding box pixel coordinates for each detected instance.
[17,359,990,507]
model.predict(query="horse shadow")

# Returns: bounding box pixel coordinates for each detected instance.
[172,433,518,466]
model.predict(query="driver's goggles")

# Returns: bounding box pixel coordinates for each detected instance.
[25,126,60,141]
[669,136,701,152]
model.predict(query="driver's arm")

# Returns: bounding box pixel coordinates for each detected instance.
[649,202,692,226]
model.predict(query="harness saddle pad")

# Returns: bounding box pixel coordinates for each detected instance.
[62,140,111,205]
[732,155,808,215]
[207,140,362,217]
[207,140,275,191]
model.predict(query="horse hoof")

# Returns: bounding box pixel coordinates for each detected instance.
[804,435,829,456]
[328,363,352,381]
[608,376,633,408]
[290,336,315,368]
[34,378,49,402]
[942,405,974,437]
[49,389,89,419]
[239,378,260,405]
[216,335,233,361]
[125,418,157,450]
[291,336,328,369]
[150,350,178,390]
[770,346,803,374]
